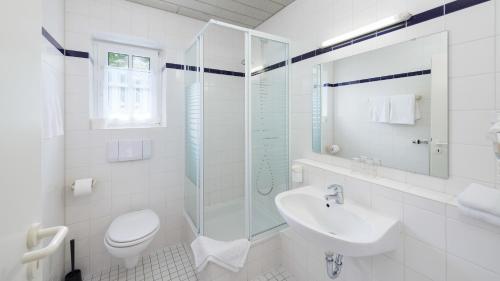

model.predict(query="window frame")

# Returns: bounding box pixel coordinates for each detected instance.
[91,41,164,129]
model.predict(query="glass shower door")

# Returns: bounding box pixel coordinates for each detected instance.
[202,25,246,241]
[184,39,201,234]
[250,35,289,238]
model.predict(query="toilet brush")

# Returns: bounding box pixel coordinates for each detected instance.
[65,239,82,281]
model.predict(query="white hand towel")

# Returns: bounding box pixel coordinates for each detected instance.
[457,202,500,227]
[368,96,390,123]
[191,236,250,273]
[389,94,416,125]
[457,183,500,217]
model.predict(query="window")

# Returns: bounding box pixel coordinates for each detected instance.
[92,41,163,128]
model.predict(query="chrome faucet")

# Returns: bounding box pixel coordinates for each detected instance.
[325,184,344,204]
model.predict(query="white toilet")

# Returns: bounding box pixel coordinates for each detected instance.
[104,209,160,268]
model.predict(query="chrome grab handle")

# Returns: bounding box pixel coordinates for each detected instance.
[22,223,68,263]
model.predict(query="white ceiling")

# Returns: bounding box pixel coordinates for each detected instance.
[127,0,295,28]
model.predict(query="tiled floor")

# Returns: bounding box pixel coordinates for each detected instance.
[84,244,293,281]
[250,267,295,281]
[83,244,197,281]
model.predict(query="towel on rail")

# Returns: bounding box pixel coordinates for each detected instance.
[368,96,390,123]
[389,94,418,125]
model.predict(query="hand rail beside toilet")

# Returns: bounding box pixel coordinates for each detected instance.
[22,223,68,279]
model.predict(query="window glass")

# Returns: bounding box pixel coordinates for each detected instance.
[132,56,150,71]
[108,52,129,68]
[93,43,160,128]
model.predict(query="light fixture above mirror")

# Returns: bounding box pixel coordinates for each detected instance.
[320,13,412,48]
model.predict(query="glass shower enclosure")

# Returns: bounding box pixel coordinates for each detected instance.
[184,20,290,241]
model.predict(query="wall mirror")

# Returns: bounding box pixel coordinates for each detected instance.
[312,31,448,178]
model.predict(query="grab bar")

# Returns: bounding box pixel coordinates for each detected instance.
[22,223,68,263]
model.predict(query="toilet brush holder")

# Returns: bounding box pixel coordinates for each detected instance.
[65,239,82,281]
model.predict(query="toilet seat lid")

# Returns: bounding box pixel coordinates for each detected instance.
[107,209,160,243]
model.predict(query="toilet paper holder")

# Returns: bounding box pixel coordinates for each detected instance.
[70,179,96,190]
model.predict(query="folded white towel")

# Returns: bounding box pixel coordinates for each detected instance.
[457,183,500,217]
[368,96,390,123]
[457,202,500,226]
[389,94,416,125]
[191,236,250,273]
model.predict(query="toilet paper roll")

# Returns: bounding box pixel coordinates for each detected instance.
[72,178,93,197]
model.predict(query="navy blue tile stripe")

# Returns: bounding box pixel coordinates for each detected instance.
[445,0,490,13]
[42,27,90,58]
[178,64,245,77]
[291,0,490,64]
[251,60,287,76]
[323,69,431,88]
[166,60,288,77]
[42,27,64,55]
[406,6,444,26]
[204,67,245,77]
[165,63,184,70]
[65,50,89,58]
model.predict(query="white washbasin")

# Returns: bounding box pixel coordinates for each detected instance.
[275,185,400,257]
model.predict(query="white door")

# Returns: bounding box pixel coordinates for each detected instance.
[0,0,45,280]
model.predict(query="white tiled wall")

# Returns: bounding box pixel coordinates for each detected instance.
[256,0,500,280]
[42,0,65,280]
[63,0,205,274]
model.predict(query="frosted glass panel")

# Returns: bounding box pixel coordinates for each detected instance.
[202,25,246,241]
[312,65,322,153]
[184,40,200,233]
[251,36,288,237]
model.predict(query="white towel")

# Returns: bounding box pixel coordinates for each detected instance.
[457,183,500,217]
[389,94,416,125]
[457,203,500,227]
[191,236,250,273]
[368,96,390,123]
